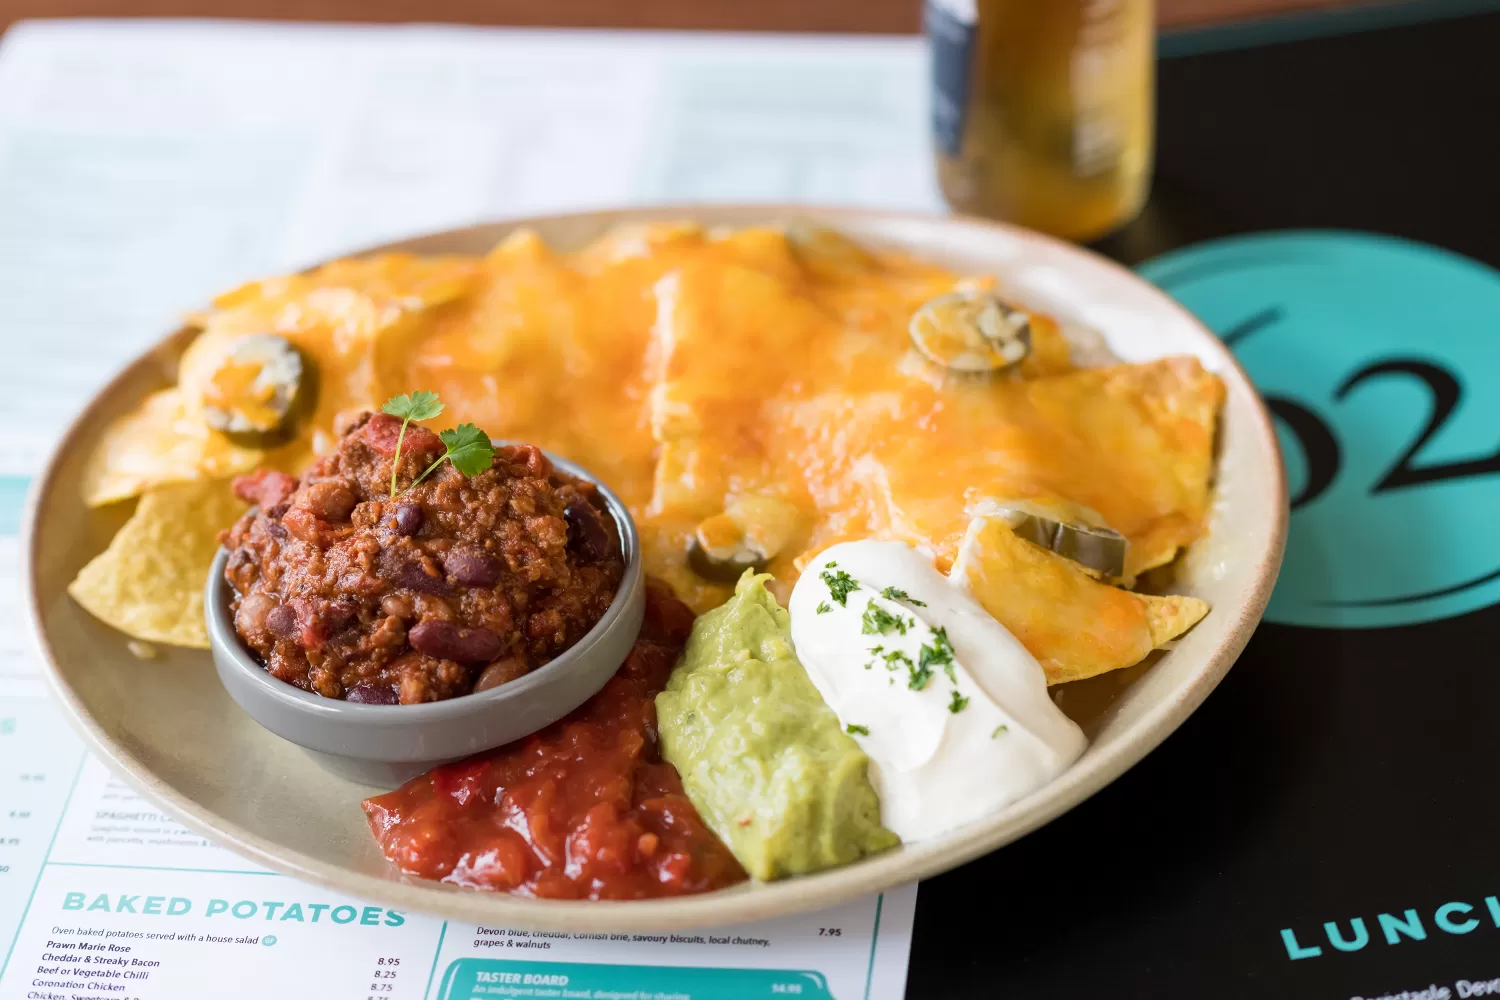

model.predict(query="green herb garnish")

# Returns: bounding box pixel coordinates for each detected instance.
[948,690,970,714]
[846,723,870,736]
[820,566,860,607]
[381,393,496,497]
[860,600,910,636]
[907,661,934,691]
[918,626,957,683]
[409,422,496,491]
[816,601,832,615]
[879,649,913,672]
[991,724,1009,738]
[880,586,926,607]
[381,391,444,497]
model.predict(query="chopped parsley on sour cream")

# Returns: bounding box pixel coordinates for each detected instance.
[788,540,1087,842]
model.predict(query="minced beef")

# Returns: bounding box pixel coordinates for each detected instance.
[220,411,625,704]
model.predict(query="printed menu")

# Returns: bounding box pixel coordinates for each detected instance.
[0,696,917,999]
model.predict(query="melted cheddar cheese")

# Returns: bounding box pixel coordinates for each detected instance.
[85,222,1224,683]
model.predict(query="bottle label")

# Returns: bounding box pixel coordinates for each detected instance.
[926,0,978,157]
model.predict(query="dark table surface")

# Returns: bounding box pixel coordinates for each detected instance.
[909,10,1500,997]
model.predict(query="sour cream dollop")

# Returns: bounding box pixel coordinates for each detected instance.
[788,541,1087,842]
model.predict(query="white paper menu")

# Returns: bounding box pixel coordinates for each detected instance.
[0,19,940,999]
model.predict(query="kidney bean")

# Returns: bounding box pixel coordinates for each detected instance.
[399,560,453,595]
[265,603,297,638]
[408,620,503,664]
[393,502,424,536]
[363,412,443,458]
[379,550,452,596]
[345,683,399,705]
[300,481,357,522]
[443,544,502,588]
[472,656,530,692]
[564,499,614,563]
[287,597,357,651]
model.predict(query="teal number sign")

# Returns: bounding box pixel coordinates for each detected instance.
[1140,231,1500,629]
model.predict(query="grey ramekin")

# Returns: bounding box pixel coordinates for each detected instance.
[205,449,645,789]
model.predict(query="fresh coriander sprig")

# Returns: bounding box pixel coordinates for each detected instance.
[846,723,870,736]
[381,391,444,497]
[410,424,496,490]
[380,392,495,497]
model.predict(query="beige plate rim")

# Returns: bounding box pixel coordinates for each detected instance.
[23,204,1289,930]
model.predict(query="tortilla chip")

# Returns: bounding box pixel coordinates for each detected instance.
[86,254,482,509]
[1146,593,1212,647]
[82,389,264,508]
[951,515,1209,686]
[68,478,246,648]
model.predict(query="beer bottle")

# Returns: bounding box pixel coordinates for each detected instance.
[927,0,1155,242]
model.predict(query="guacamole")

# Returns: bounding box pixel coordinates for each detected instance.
[656,572,899,880]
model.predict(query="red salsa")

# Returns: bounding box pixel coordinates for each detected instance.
[362,581,747,899]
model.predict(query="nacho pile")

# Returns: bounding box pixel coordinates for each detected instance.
[75,222,1220,682]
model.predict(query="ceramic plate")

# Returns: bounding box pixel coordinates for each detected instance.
[23,206,1287,930]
